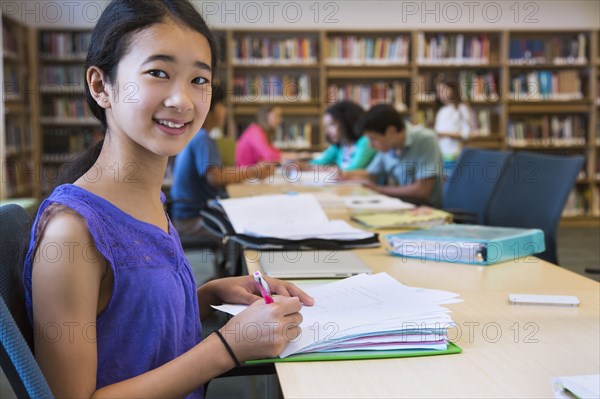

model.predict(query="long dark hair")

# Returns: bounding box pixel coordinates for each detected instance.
[15,0,219,338]
[57,0,219,187]
[325,101,365,145]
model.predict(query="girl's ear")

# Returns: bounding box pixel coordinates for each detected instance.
[87,66,112,109]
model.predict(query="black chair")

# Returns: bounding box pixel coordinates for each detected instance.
[0,204,54,398]
[0,204,272,398]
[485,151,584,265]
[442,147,511,224]
[163,195,228,279]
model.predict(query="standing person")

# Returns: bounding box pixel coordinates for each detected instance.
[235,105,283,166]
[434,78,473,170]
[309,101,376,171]
[20,1,312,398]
[343,104,444,208]
[170,85,273,237]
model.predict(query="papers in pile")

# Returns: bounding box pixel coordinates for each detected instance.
[219,193,374,240]
[213,272,460,358]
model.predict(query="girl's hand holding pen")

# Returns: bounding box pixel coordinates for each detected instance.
[213,275,314,361]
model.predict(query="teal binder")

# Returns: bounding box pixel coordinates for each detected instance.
[246,342,462,364]
[385,225,545,265]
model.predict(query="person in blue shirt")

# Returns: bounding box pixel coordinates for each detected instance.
[344,104,444,207]
[309,101,376,171]
[170,85,273,236]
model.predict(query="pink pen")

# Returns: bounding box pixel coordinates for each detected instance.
[253,271,274,304]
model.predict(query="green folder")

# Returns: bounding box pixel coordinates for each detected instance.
[245,342,462,364]
[351,209,452,229]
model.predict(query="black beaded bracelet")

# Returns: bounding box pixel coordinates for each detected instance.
[215,330,241,368]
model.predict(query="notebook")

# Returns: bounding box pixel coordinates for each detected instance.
[386,224,545,265]
[258,250,372,278]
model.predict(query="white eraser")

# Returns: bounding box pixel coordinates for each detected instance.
[508,294,580,306]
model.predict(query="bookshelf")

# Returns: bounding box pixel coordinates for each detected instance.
[1,15,39,200]
[34,28,101,195]
[211,28,600,225]
[4,27,598,224]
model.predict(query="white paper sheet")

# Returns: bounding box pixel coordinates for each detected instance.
[343,194,416,211]
[553,374,600,399]
[212,273,460,358]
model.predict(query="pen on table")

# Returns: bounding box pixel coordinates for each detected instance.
[253,271,274,304]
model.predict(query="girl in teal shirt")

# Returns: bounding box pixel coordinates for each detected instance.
[310,101,376,171]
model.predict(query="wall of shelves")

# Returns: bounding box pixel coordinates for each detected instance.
[34,28,101,196]
[1,24,598,225]
[1,15,39,200]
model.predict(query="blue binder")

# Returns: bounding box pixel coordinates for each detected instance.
[385,225,545,265]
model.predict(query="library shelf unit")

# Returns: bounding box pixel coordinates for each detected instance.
[2,25,598,225]
[34,28,101,196]
[1,15,39,201]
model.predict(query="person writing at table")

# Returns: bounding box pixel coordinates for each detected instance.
[235,105,283,167]
[307,101,376,172]
[343,104,444,208]
[20,1,313,397]
[170,84,274,237]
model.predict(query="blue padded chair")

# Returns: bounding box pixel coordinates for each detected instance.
[485,151,584,265]
[0,204,54,398]
[442,148,511,224]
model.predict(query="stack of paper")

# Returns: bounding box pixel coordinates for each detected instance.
[213,273,460,358]
[352,207,452,229]
[219,194,376,241]
[259,167,353,186]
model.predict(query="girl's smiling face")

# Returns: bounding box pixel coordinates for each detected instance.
[102,18,213,157]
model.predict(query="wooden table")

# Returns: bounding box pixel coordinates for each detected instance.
[230,182,600,398]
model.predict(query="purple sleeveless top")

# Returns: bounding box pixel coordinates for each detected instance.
[23,184,204,397]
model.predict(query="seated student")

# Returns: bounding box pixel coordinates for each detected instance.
[309,101,376,171]
[170,86,274,236]
[235,105,283,167]
[344,104,444,208]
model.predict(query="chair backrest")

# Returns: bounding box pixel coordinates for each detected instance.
[215,137,236,167]
[0,204,54,398]
[485,151,584,265]
[443,148,511,224]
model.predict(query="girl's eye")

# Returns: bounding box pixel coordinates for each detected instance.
[148,70,168,78]
[192,77,209,85]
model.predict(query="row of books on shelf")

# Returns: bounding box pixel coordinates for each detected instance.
[39,31,92,58]
[509,70,583,101]
[415,108,493,137]
[2,160,35,197]
[3,64,20,98]
[42,128,102,159]
[506,115,587,147]
[509,34,587,65]
[40,65,86,87]
[232,74,312,102]
[326,35,410,65]
[232,37,317,65]
[2,24,19,56]
[562,187,600,217]
[42,98,93,119]
[326,82,407,113]
[272,122,315,150]
[415,71,499,103]
[416,33,491,65]
[4,120,32,155]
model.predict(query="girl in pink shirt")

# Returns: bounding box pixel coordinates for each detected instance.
[236,106,282,166]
